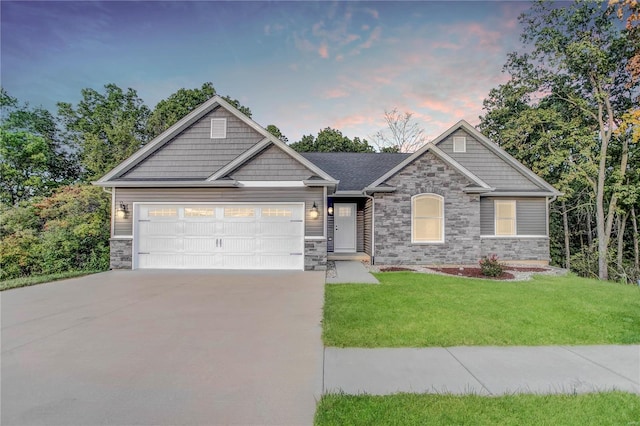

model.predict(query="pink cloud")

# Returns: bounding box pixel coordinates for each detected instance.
[323,88,349,99]
[319,43,329,58]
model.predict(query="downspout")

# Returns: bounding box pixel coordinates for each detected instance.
[363,193,375,265]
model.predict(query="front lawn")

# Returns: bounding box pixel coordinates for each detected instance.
[323,273,640,347]
[315,392,640,426]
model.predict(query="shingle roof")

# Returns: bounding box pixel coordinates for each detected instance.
[300,152,411,191]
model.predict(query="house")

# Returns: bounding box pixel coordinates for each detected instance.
[94,96,561,271]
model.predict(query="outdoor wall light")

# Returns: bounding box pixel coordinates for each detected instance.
[327,206,334,216]
[309,202,319,220]
[115,202,129,219]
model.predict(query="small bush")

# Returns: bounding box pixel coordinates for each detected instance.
[479,254,505,277]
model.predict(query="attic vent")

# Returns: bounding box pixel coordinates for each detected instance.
[211,118,227,139]
[453,136,466,153]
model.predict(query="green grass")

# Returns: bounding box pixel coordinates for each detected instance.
[323,273,640,347]
[0,270,102,291]
[315,392,640,426]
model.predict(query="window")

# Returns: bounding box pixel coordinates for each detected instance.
[148,208,178,217]
[210,118,227,139]
[262,208,292,217]
[184,207,215,217]
[495,200,516,235]
[453,136,466,153]
[224,207,255,218]
[412,194,444,243]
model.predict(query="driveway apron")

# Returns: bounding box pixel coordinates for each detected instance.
[1,270,325,426]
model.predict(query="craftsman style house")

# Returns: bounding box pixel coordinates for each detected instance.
[95,96,560,271]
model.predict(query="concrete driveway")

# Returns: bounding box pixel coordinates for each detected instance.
[1,270,325,425]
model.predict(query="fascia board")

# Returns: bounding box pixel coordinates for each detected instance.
[93,180,239,188]
[96,96,224,183]
[479,191,559,197]
[207,138,272,180]
[368,142,490,190]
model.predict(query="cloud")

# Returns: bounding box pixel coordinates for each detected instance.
[318,42,329,58]
[322,88,350,99]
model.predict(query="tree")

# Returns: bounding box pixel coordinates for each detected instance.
[147,82,252,138]
[266,124,288,142]
[289,127,375,152]
[0,90,78,204]
[489,1,637,280]
[58,84,151,180]
[370,108,428,153]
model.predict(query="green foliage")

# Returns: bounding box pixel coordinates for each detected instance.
[147,82,252,138]
[323,273,640,347]
[290,127,374,152]
[1,89,78,204]
[315,392,640,426]
[266,124,288,142]
[57,84,151,180]
[0,185,110,279]
[479,254,505,277]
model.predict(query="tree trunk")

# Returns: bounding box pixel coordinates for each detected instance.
[617,212,629,278]
[632,207,639,272]
[586,209,593,246]
[562,200,571,270]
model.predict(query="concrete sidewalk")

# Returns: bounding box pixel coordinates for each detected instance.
[324,345,640,395]
[326,261,379,284]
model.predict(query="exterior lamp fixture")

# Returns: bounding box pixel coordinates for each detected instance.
[327,206,334,216]
[309,202,319,220]
[115,202,129,219]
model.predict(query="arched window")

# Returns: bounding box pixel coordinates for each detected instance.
[412,194,444,243]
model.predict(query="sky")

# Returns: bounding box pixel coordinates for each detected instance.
[1,1,534,143]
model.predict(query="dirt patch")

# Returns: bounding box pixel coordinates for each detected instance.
[379,266,416,272]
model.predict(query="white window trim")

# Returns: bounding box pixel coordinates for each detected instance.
[453,136,466,153]
[411,193,444,244]
[494,200,516,236]
[210,118,227,139]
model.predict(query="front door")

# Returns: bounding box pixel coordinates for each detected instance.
[333,203,356,253]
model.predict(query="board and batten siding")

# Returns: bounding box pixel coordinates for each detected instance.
[480,197,547,236]
[231,145,315,180]
[122,108,263,179]
[439,129,541,191]
[113,187,324,237]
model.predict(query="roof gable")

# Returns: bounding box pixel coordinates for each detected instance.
[229,144,317,181]
[368,143,491,191]
[96,96,336,185]
[432,121,560,194]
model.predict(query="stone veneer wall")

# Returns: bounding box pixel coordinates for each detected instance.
[374,152,482,265]
[110,238,132,269]
[305,239,327,271]
[481,237,550,264]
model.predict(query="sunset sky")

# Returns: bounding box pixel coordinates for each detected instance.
[1,1,534,143]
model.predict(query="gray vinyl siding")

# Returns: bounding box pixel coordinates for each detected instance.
[231,145,314,180]
[480,197,547,236]
[364,198,373,256]
[112,187,324,237]
[438,129,541,190]
[122,108,262,179]
[357,209,364,252]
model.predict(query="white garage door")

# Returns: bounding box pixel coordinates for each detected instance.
[134,203,304,270]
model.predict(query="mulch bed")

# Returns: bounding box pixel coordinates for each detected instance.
[430,267,516,280]
[430,266,548,280]
[379,266,416,272]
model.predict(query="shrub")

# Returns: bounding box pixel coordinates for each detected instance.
[479,254,505,277]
